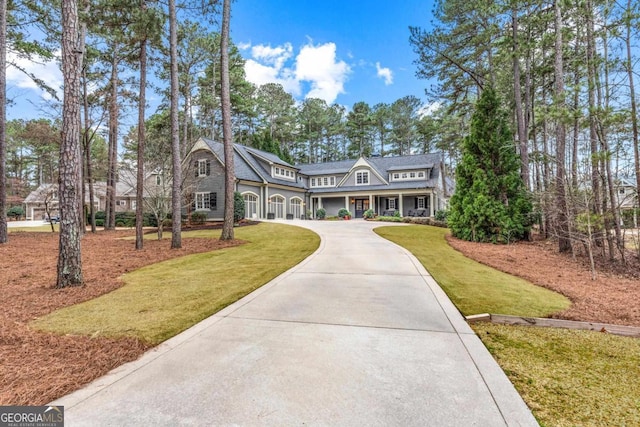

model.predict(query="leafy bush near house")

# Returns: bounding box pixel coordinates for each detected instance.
[316,208,326,219]
[191,212,207,224]
[337,208,351,218]
[393,210,401,218]
[363,208,375,219]
[7,206,24,219]
[435,209,449,222]
[376,216,403,222]
[234,192,245,222]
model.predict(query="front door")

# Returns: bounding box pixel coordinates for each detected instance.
[355,199,370,218]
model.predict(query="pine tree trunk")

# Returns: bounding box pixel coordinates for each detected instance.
[554,0,571,253]
[136,8,147,250]
[57,0,84,287]
[512,7,528,190]
[105,50,119,230]
[0,0,7,243]
[626,0,640,213]
[220,0,235,241]
[169,0,182,248]
[83,64,96,233]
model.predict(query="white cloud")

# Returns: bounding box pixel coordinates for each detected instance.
[243,41,350,104]
[418,101,442,117]
[237,41,252,50]
[375,62,393,86]
[295,42,350,103]
[6,51,63,100]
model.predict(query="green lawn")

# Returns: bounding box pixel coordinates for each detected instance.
[9,224,58,233]
[375,225,570,316]
[474,323,640,427]
[376,224,639,426]
[32,222,320,344]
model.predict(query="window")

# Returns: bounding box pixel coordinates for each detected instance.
[356,171,369,185]
[311,178,316,187]
[243,193,258,219]
[410,172,416,178]
[619,188,625,194]
[330,177,335,186]
[388,198,396,209]
[418,171,425,178]
[401,172,408,179]
[417,197,425,209]
[156,175,162,186]
[323,177,329,186]
[131,200,137,210]
[196,159,209,177]
[274,166,295,181]
[393,173,399,180]
[291,198,302,219]
[195,192,217,210]
[270,195,285,219]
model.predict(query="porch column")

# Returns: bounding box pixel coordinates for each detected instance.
[399,194,404,216]
[369,194,373,212]
[344,195,349,210]
[430,192,435,217]
[319,196,323,209]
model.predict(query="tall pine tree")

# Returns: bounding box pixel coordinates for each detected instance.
[448,87,531,243]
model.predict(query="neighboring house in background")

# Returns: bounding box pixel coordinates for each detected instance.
[185,137,451,220]
[615,176,638,227]
[23,181,138,221]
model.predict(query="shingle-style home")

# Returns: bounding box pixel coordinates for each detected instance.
[186,137,451,220]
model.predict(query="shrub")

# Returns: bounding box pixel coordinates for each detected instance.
[435,209,449,222]
[234,192,245,222]
[316,208,326,219]
[376,216,403,223]
[337,208,351,218]
[7,206,24,219]
[191,212,207,224]
[393,210,401,218]
[363,208,375,219]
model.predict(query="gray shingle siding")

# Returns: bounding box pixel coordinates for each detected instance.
[186,137,449,219]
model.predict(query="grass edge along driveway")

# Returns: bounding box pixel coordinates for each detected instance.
[32,222,319,345]
[374,225,569,317]
[376,225,640,427]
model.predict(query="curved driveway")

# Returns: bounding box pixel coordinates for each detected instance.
[55,220,538,426]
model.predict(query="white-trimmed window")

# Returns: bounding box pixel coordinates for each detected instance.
[310,176,335,188]
[131,200,137,210]
[391,170,427,181]
[274,166,295,181]
[156,175,162,185]
[356,171,369,185]
[393,173,399,179]
[270,195,285,219]
[388,198,396,209]
[291,198,302,219]
[417,197,425,209]
[195,192,216,210]
[197,159,208,177]
[418,171,425,178]
[243,193,258,219]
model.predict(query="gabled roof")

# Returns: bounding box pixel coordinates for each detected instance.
[337,157,388,187]
[196,138,305,189]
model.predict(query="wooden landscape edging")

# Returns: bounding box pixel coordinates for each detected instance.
[466,313,640,338]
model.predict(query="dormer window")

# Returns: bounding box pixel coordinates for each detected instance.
[356,171,369,185]
[196,159,210,177]
[310,176,335,188]
[274,166,296,181]
[391,170,427,181]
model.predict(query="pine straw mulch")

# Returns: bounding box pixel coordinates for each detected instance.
[447,235,640,327]
[1,227,242,406]
[3,225,639,405]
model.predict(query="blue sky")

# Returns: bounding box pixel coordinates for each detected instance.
[232,0,436,108]
[5,1,436,121]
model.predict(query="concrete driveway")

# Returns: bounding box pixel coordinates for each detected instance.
[53,220,538,426]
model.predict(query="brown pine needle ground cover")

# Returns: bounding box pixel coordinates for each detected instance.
[0,229,241,405]
[447,235,640,327]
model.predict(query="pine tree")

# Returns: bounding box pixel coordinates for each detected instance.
[448,87,531,243]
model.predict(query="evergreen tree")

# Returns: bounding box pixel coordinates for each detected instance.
[448,87,531,243]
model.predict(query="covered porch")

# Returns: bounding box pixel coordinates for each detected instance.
[310,191,437,219]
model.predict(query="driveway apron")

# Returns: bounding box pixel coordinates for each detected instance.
[54,220,538,426]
